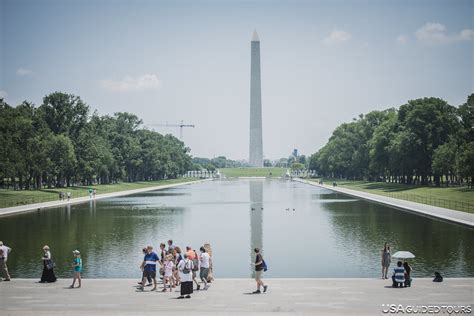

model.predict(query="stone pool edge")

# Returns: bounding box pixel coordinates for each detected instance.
[294,178,474,228]
[0,178,212,218]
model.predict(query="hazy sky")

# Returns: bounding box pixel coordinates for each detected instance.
[1,0,473,160]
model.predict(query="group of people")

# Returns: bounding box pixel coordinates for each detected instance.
[137,240,213,299]
[1,243,82,288]
[381,243,412,288]
[40,245,83,288]
[58,192,71,201]
[1,239,270,296]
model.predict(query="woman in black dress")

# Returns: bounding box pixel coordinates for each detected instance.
[40,245,57,283]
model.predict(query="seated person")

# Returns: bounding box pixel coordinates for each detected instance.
[391,261,405,288]
[403,261,412,287]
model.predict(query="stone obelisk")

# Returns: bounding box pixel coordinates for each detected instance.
[249,30,263,167]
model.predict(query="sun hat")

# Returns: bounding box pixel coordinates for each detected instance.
[72,250,80,255]
[43,245,50,250]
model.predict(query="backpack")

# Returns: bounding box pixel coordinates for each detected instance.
[182,260,191,274]
[262,259,268,272]
[433,272,443,282]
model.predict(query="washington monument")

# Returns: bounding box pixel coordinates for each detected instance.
[249,30,263,167]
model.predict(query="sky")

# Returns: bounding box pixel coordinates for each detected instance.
[1,0,473,161]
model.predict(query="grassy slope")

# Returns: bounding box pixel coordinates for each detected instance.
[219,167,286,178]
[312,179,474,213]
[0,178,195,209]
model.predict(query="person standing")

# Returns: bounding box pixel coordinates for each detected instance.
[199,246,210,290]
[177,254,194,299]
[40,245,57,283]
[253,248,267,294]
[167,240,176,252]
[403,261,412,287]
[92,189,97,198]
[381,242,391,279]
[70,250,82,288]
[139,246,159,291]
[67,192,71,201]
[0,241,11,281]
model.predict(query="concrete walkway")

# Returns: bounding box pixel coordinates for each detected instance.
[295,178,474,228]
[0,179,211,218]
[0,278,472,315]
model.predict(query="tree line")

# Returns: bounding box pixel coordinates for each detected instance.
[309,95,473,187]
[0,92,192,189]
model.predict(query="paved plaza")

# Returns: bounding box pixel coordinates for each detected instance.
[0,278,472,315]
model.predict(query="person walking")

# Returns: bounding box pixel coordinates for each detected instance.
[192,249,200,290]
[139,246,159,291]
[177,253,194,299]
[67,192,71,201]
[0,241,11,281]
[253,248,267,294]
[70,250,82,288]
[40,245,57,283]
[199,246,210,290]
[162,254,174,292]
[381,242,391,279]
[138,247,152,287]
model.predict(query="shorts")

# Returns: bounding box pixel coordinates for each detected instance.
[255,270,263,280]
[200,267,209,280]
[144,270,156,279]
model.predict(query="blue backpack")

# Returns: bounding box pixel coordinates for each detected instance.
[262,259,268,272]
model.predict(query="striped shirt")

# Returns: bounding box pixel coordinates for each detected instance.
[143,252,159,272]
[394,266,405,283]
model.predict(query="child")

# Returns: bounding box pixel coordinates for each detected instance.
[70,250,82,288]
[162,254,174,292]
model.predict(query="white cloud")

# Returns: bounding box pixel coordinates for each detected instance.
[415,22,474,44]
[396,35,408,44]
[16,68,33,76]
[0,91,7,98]
[101,74,161,92]
[323,29,351,44]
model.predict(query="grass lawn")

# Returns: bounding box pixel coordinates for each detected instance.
[219,167,286,178]
[311,178,474,213]
[0,178,196,209]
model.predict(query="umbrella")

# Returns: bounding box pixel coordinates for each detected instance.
[392,251,415,259]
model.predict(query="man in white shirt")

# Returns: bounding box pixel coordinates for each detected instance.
[0,241,11,281]
[199,246,211,290]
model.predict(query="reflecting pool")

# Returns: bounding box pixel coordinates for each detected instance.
[1,179,472,278]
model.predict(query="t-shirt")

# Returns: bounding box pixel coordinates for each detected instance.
[393,266,405,282]
[143,252,159,272]
[255,254,263,271]
[178,259,194,282]
[74,257,82,272]
[200,252,210,268]
[186,250,195,260]
[0,245,11,260]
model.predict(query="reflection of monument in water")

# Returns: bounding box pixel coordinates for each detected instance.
[249,180,263,276]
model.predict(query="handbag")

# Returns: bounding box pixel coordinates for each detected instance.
[46,259,56,270]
